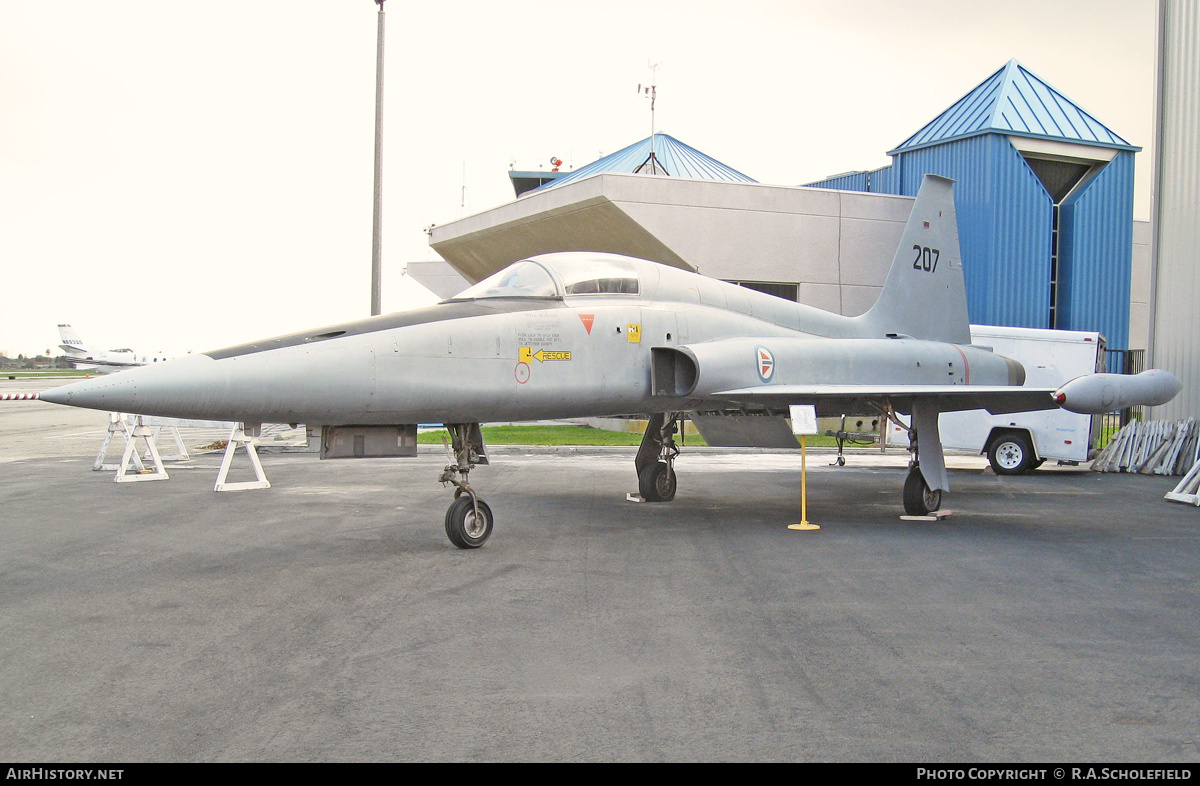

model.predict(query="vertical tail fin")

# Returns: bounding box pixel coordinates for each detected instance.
[57,324,89,356]
[854,174,971,344]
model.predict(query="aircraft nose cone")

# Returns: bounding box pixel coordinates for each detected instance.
[39,372,142,412]
[38,353,219,417]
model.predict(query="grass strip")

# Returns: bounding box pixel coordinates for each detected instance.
[417,424,846,448]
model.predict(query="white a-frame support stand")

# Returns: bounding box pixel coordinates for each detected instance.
[1166,460,1200,507]
[95,413,140,472]
[146,424,190,462]
[93,413,170,482]
[214,423,271,492]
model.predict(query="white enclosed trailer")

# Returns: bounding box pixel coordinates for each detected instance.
[885,325,1106,473]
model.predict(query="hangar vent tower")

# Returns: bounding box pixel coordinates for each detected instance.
[808,60,1140,353]
[1149,0,1200,420]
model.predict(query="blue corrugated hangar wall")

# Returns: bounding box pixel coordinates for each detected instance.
[809,61,1138,351]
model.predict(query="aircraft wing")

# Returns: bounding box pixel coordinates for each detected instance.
[707,385,1060,417]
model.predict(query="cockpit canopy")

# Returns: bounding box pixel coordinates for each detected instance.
[453,253,640,300]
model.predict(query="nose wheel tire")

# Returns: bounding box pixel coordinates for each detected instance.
[903,468,941,516]
[445,495,493,549]
[638,461,677,502]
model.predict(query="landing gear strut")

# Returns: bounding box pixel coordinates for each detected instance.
[439,423,492,548]
[635,412,680,502]
[879,401,944,517]
[903,423,941,516]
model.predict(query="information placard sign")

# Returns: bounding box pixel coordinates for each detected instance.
[789,404,818,436]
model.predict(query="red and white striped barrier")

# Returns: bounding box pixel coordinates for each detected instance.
[0,393,39,401]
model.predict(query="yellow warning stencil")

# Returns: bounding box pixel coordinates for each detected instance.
[521,346,572,362]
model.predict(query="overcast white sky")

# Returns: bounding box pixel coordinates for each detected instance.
[0,0,1157,357]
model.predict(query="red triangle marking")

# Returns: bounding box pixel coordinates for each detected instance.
[578,314,595,334]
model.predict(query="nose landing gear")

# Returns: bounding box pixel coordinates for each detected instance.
[439,423,492,548]
[634,412,680,502]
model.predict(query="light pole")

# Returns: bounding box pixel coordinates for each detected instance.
[370,0,387,316]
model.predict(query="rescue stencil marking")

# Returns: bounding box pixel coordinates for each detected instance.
[520,347,572,363]
[627,324,642,343]
[578,314,595,334]
[756,346,775,382]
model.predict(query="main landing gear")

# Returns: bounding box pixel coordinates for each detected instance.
[881,403,943,517]
[903,465,941,516]
[635,412,680,502]
[439,423,493,548]
[903,423,941,516]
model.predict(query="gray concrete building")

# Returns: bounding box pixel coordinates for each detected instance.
[420,164,1150,358]
[427,171,915,318]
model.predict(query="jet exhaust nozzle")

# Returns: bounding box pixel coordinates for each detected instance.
[1053,369,1182,415]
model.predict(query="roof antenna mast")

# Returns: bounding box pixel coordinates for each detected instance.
[637,60,663,174]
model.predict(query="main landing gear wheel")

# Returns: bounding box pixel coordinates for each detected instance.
[638,461,677,502]
[903,468,941,516]
[445,495,493,549]
[988,432,1034,475]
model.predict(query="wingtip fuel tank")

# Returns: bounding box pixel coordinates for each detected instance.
[1053,369,1183,415]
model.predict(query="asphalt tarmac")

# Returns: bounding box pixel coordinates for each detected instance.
[2,377,1199,762]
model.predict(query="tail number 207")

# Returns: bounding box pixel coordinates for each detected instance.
[913,245,940,273]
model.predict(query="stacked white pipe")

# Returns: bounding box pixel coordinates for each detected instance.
[1089,419,1200,506]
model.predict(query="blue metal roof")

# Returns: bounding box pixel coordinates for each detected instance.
[889,60,1139,154]
[528,133,756,194]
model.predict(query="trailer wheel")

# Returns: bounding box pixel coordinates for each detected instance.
[988,432,1035,475]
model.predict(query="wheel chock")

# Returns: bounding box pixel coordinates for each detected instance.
[900,510,953,521]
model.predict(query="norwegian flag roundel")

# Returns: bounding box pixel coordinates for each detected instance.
[756,346,775,382]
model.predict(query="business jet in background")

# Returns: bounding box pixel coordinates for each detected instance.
[57,324,170,373]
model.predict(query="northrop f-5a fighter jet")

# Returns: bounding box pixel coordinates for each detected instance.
[39,176,1180,547]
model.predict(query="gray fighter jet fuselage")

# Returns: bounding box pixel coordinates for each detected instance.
[58,259,1015,425]
[39,176,1181,547]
